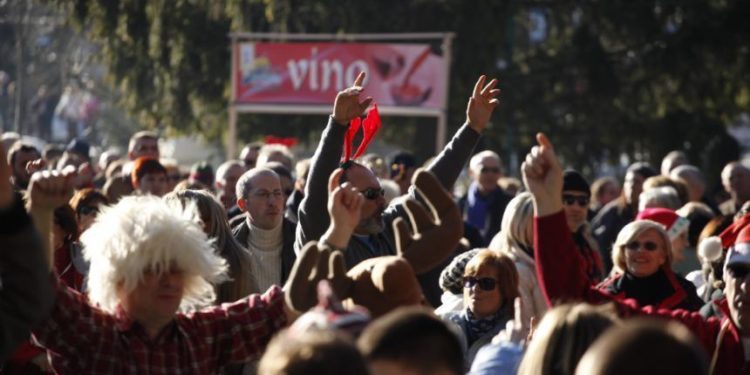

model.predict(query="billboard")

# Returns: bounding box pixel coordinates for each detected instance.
[233,42,447,109]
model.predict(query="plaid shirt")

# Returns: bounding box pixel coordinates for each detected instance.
[33,282,288,374]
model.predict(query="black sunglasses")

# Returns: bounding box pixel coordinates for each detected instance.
[361,187,385,200]
[562,194,590,207]
[727,265,750,280]
[625,240,659,252]
[463,276,497,291]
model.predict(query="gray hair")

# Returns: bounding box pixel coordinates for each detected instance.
[469,150,501,173]
[638,186,681,211]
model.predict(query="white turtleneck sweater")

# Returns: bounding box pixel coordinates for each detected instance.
[246,220,284,292]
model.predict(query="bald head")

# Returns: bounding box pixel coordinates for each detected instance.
[721,162,750,203]
[670,165,705,202]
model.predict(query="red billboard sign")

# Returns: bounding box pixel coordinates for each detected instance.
[233,42,447,109]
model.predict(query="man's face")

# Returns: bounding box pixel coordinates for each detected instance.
[723,165,750,202]
[623,172,645,206]
[138,172,167,197]
[240,173,284,230]
[473,157,501,193]
[130,138,159,160]
[117,266,185,333]
[12,149,40,188]
[346,165,386,235]
[216,165,245,208]
[562,191,589,232]
[724,264,750,337]
[240,147,260,170]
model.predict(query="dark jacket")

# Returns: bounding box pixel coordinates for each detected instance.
[295,117,480,268]
[591,198,635,272]
[232,216,297,284]
[597,268,704,311]
[0,195,55,362]
[536,211,750,375]
[458,186,513,246]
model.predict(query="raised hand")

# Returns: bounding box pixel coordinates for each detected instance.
[493,297,531,346]
[392,169,463,274]
[0,141,12,209]
[521,133,563,216]
[28,168,77,212]
[25,158,47,176]
[323,169,363,248]
[332,72,373,126]
[466,75,501,133]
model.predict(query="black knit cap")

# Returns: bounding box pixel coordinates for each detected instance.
[563,169,590,196]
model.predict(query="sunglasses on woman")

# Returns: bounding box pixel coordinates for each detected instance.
[624,240,659,252]
[463,276,497,291]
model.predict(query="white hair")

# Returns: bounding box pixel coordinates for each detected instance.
[469,150,501,173]
[638,186,681,211]
[81,195,228,313]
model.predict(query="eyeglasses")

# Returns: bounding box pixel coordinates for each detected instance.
[480,167,501,174]
[78,205,100,216]
[463,276,497,291]
[252,190,284,200]
[360,187,385,200]
[625,240,660,252]
[562,194,590,207]
[727,265,750,280]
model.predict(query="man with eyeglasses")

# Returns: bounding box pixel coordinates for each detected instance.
[459,150,513,246]
[295,72,501,269]
[562,169,604,282]
[233,168,296,293]
[525,133,750,375]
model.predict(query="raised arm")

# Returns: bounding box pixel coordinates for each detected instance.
[295,72,372,253]
[425,75,499,189]
[0,142,55,362]
[522,133,593,305]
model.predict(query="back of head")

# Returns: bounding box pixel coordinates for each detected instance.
[259,329,369,375]
[358,307,463,375]
[518,303,617,375]
[575,318,708,375]
[661,150,689,176]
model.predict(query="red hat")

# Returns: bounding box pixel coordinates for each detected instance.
[725,221,750,269]
[636,208,689,241]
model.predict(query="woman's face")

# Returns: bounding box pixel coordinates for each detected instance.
[671,231,688,264]
[624,228,668,277]
[464,264,503,318]
[77,201,104,233]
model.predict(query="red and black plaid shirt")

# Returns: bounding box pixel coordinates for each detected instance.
[33,282,288,374]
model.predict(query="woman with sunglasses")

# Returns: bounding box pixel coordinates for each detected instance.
[598,219,703,311]
[444,249,519,366]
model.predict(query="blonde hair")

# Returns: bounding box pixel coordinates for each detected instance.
[518,303,618,375]
[611,220,672,274]
[81,195,227,313]
[491,192,534,256]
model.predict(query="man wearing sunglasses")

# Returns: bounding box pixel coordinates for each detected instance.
[562,170,604,282]
[296,72,501,269]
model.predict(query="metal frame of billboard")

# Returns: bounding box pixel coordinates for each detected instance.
[227,32,455,160]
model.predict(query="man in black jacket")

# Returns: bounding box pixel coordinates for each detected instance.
[0,141,55,362]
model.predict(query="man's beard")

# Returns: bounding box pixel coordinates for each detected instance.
[358,215,385,235]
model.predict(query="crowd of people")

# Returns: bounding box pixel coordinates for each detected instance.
[1,72,749,374]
